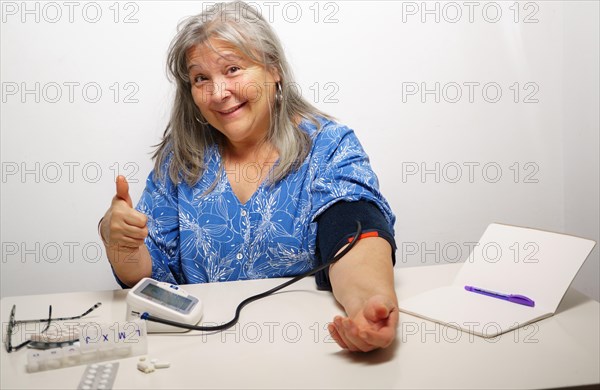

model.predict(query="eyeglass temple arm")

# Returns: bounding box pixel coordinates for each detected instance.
[14,302,102,324]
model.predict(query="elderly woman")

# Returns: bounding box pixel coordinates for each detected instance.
[100,1,398,352]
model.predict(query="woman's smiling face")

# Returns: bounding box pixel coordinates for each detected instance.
[187,39,280,148]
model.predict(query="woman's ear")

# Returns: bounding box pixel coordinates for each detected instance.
[269,66,281,83]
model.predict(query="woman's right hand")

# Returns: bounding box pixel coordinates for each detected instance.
[101,175,148,250]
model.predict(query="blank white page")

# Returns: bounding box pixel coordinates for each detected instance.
[453,223,596,313]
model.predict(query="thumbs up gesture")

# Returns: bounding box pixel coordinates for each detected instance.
[100,175,148,249]
[116,174,133,207]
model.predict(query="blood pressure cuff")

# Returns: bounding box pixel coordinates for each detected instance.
[314,200,396,291]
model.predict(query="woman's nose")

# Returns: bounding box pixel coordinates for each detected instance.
[210,78,233,102]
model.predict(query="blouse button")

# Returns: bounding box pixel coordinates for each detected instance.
[240,209,247,217]
[236,253,243,260]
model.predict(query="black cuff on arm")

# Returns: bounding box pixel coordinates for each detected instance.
[315,200,396,291]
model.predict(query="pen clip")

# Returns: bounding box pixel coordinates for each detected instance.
[508,294,535,307]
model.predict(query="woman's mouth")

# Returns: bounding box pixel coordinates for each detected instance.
[217,102,246,117]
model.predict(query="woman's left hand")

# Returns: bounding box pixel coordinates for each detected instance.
[328,295,399,352]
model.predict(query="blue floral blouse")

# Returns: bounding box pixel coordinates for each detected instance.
[134,117,395,285]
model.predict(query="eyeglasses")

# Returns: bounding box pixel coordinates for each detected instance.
[4,302,102,353]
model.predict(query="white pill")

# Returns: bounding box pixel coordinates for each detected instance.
[154,361,171,369]
[137,362,155,374]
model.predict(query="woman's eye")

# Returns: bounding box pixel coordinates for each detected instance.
[227,66,240,74]
[193,75,207,84]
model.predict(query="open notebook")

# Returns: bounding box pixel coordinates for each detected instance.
[398,223,596,338]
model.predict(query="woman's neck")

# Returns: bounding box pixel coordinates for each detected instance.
[224,139,276,164]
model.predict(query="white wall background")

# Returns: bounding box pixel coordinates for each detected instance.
[1,1,598,300]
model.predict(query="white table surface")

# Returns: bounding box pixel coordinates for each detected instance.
[1,263,599,389]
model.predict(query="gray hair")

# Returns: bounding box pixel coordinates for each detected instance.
[153,0,333,187]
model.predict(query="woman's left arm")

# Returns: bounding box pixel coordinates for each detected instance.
[327,237,399,352]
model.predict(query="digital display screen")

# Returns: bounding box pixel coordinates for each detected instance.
[140,283,193,312]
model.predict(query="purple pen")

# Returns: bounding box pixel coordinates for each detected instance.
[464,286,535,307]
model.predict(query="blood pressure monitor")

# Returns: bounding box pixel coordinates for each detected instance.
[126,278,203,333]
